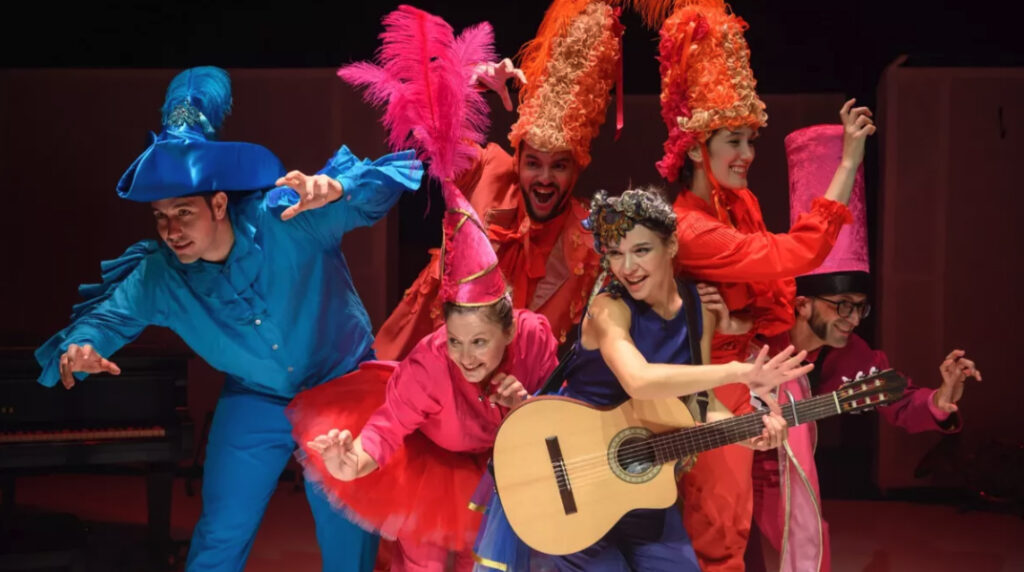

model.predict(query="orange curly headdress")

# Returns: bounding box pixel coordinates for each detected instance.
[509,0,624,169]
[653,0,767,181]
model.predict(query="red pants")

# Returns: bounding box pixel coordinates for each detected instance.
[679,382,755,571]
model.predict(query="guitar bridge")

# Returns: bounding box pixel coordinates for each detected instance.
[545,436,578,515]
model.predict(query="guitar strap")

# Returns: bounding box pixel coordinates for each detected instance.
[678,280,709,423]
[536,344,576,396]
[807,345,832,390]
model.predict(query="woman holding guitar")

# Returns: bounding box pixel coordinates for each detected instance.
[545,188,812,571]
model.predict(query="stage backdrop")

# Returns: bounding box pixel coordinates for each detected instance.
[876,60,1023,491]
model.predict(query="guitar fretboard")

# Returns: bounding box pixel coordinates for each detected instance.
[650,392,840,465]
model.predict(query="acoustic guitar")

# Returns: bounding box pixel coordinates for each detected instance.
[492,369,907,555]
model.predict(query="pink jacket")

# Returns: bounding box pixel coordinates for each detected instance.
[753,332,960,572]
[361,310,558,466]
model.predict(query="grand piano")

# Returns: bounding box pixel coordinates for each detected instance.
[0,347,193,570]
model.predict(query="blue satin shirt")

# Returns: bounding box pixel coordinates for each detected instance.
[36,146,424,398]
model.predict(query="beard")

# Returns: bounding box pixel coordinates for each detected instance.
[808,306,851,348]
[523,188,570,222]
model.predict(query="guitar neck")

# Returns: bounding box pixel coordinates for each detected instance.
[652,392,840,465]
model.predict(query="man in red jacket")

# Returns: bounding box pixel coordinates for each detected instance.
[372,0,625,360]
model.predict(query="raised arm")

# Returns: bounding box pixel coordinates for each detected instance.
[822,99,876,204]
[470,57,527,112]
[266,146,424,248]
[676,100,875,283]
[675,198,852,283]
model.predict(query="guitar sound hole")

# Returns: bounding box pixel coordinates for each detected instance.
[615,437,656,475]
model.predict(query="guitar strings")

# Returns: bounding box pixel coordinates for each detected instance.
[527,376,893,479]
[535,399,849,488]
[547,383,894,478]
[548,395,839,470]
[548,403,837,489]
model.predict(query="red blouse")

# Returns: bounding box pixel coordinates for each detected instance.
[674,188,851,413]
[674,188,852,364]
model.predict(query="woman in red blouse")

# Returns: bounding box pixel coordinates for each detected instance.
[653,2,877,570]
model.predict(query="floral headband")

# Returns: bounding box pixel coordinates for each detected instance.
[584,188,677,254]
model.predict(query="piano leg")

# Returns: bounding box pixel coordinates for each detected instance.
[147,464,174,571]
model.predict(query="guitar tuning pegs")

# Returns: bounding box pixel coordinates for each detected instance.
[869,366,879,376]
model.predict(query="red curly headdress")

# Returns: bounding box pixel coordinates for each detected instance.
[652,0,767,181]
[509,0,624,169]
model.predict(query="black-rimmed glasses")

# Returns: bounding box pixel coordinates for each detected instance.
[813,296,871,319]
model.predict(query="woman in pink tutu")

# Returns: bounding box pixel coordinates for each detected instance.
[287,157,559,572]
[286,6,562,569]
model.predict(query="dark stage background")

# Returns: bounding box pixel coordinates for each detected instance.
[2,0,1022,505]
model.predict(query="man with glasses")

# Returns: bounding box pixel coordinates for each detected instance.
[734,268,980,571]
[787,273,977,423]
[714,124,982,571]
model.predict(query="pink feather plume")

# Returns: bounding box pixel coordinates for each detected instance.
[338,5,496,198]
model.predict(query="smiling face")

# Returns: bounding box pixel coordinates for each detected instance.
[444,305,515,383]
[801,292,869,348]
[517,142,578,222]
[702,126,757,190]
[151,192,230,263]
[605,223,678,303]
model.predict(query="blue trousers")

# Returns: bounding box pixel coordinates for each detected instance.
[549,508,699,572]
[186,380,378,572]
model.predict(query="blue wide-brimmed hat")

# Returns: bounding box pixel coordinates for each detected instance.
[116,66,285,202]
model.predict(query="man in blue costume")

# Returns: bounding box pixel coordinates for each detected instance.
[34,67,424,571]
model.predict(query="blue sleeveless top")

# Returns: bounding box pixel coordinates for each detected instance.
[563,282,702,406]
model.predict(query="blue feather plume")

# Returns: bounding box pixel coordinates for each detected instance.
[160,66,233,136]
